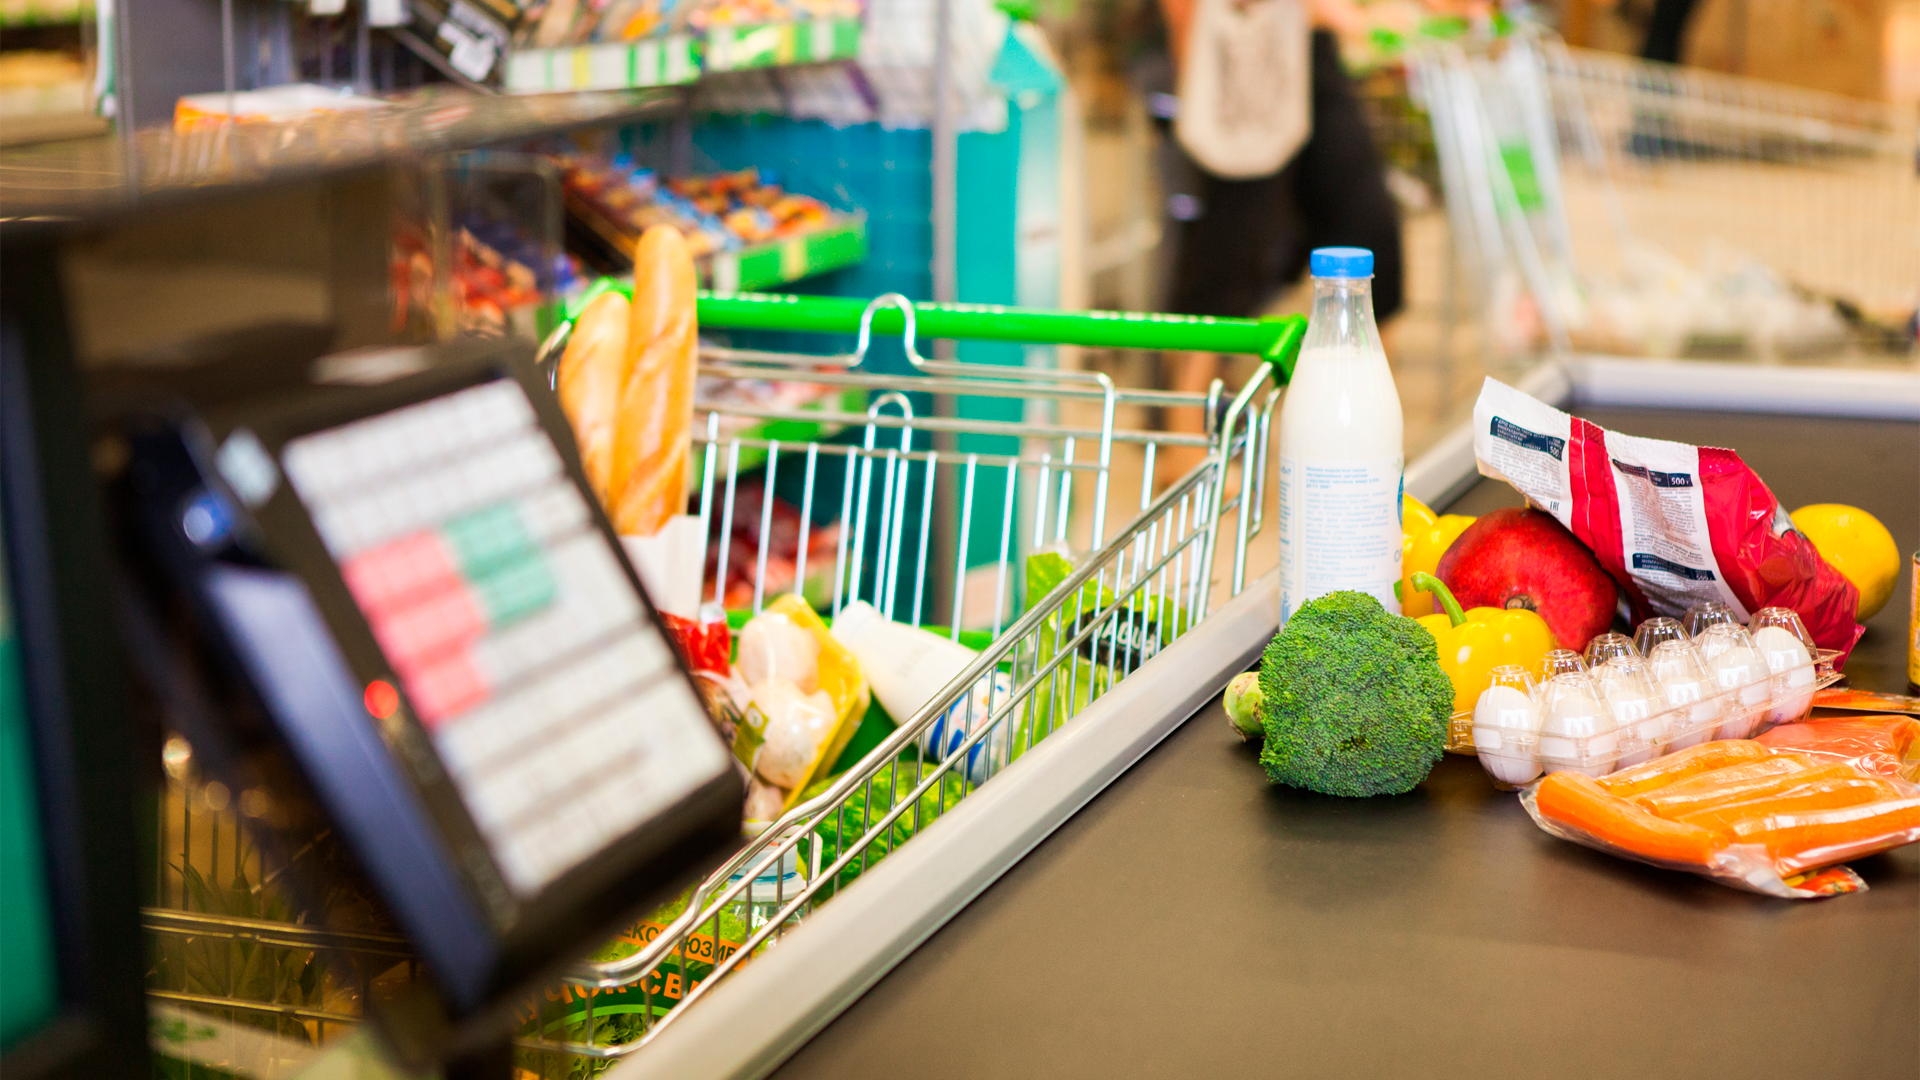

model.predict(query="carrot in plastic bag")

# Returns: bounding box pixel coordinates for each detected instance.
[1672,774,1899,836]
[1755,715,1920,779]
[1725,796,1920,874]
[1598,739,1771,798]
[1632,757,1844,818]
[1536,772,1726,866]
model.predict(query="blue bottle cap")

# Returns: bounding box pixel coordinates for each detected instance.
[1309,247,1374,278]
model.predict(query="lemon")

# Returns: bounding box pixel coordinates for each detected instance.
[1790,504,1901,621]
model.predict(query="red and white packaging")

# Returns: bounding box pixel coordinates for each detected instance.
[1470,379,1861,659]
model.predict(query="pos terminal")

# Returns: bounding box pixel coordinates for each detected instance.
[108,337,742,1062]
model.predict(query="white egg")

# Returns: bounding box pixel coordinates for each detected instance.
[1709,644,1771,740]
[1472,684,1542,786]
[1606,686,1663,769]
[1657,675,1721,751]
[1538,686,1619,778]
[1751,625,1817,724]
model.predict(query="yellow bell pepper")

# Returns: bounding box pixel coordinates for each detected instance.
[1412,572,1556,713]
[1400,497,1477,617]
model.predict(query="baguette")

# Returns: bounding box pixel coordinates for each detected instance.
[609,224,699,536]
[555,289,633,507]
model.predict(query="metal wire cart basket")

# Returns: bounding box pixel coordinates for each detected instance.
[1411,33,1920,363]
[143,293,1304,1077]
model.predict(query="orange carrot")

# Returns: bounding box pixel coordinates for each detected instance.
[1633,758,1848,819]
[1756,716,1920,779]
[1725,796,1920,874]
[1672,775,1899,836]
[1536,771,1726,866]
[1597,739,1772,798]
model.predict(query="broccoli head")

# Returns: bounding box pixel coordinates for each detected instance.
[1256,591,1452,797]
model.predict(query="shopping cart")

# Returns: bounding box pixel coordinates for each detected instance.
[1411,33,1920,362]
[141,292,1304,1077]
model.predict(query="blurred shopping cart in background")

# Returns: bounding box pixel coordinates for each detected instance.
[142,293,1302,1077]
[1411,33,1920,364]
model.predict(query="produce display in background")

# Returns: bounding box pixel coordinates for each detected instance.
[560,156,849,272]
[517,0,861,48]
[0,46,98,143]
[391,218,581,338]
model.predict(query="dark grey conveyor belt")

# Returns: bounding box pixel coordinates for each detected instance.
[770,408,1920,1080]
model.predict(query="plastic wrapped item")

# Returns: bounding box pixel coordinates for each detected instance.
[1471,666,1543,786]
[1541,649,1588,679]
[730,596,870,811]
[1756,714,1920,780]
[1632,616,1687,656]
[1471,379,1862,660]
[1463,612,1841,786]
[1594,657,1665,769]
[1584,633,1639,667]
[1697,624,1773,739]
[1523,745,1920,897]
[1749,607,1818,724]
[830,601,1012,786]
[1682,601,1738,639]
[1645,640,1722,752]
[661,604,732,676]
[1536,672,1617,779]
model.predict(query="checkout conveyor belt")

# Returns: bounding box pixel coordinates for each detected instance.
[767,407,1920,1080]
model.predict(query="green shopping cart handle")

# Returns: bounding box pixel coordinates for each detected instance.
[565,280,1307,380]
[697,291,1306,373]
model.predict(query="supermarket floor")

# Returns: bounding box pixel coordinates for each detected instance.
[771,407,1920,1080]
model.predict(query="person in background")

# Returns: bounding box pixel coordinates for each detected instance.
[1146,0,1405,486]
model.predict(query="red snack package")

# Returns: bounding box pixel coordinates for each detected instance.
[1757,714,1920,780]
[660,610,731,676]
[1472,379,1860,660]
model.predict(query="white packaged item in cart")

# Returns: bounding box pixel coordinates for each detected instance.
[831,601,1011,785]
[621,515,704,618]
[1277,248,1404,625]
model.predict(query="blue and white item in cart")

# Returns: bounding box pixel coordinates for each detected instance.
[830,601,1011,785]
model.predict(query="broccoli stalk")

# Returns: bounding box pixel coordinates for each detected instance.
[1224,671,1264,740]
[1255,591,1453,797]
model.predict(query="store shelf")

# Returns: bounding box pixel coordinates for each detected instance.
[502,17,861,94]
[703,17,862,73]
[708,215,865,291]
[0,86,677,219]
[503,34,700,93]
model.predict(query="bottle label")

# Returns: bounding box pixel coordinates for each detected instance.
[1277,455,1403,623]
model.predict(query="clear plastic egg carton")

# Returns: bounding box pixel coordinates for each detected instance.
[1447,604,1845,789]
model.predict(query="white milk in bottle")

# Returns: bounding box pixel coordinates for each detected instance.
[1277,247,1405,625]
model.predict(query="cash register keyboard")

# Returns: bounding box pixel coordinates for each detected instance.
[281,380,725,896]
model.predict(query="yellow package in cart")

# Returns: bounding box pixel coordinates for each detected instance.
[733,595,870,812]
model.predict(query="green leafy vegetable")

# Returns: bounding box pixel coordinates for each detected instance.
[1256,591,1452,797]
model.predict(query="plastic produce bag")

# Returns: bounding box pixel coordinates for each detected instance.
[1755,714,1920,781]
[1017,551,1181,759]
[1471,379,1860,660]
[732,596,870,813]
[1519,740,1920,898]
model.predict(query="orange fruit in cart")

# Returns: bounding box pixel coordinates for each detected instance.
[1790,504,1900,620]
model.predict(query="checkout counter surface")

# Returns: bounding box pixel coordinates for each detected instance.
[769,407,1920,1080]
